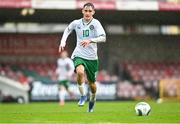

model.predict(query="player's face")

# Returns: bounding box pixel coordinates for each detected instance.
[82,6,95,22]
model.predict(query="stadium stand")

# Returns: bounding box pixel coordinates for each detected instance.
[123,61,180,82]
[0,62,56,84]
[1,60,179,100]
[116,61,180,99]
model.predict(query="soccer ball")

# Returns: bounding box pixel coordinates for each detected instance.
[135,102,151,116]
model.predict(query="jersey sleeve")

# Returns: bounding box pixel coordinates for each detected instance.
[67,20,77,32]
[96,20,106,37]
[60,20,78,45]
[90,20,106,43]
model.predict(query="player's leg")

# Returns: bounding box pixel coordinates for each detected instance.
[65,81,75,99]
[85,59,98,112]
[58,85,66,106]
[76,64,86,106]
[88,81,97,112]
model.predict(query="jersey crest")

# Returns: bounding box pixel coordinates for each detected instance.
[89,25,94,30]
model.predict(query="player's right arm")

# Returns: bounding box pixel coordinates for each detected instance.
[59,20,77,53]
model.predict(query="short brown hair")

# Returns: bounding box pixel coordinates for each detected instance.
[83,2,95,10]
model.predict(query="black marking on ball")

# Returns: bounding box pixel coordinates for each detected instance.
[147,109,151,115]
[138,109,142,116]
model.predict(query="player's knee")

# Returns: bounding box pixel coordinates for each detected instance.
[76,69,84,77]
[76,65,85,77]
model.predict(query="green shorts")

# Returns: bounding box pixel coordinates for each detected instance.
[58,80,69,90]
[73,57,99,82]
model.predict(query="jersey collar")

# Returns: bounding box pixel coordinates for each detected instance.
[82,18,93,26]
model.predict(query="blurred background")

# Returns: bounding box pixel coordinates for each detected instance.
[0,0,180,103]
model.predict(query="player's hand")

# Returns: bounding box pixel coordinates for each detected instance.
[80,40,91,47]
[59,42,66,53]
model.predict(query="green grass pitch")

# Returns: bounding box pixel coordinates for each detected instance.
[0,101,180,124]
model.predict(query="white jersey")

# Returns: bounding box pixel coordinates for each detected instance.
[56,57,74,81]
[61,18,106,60]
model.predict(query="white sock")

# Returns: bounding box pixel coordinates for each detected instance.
[78,83,85,96]
[90,93,96,102]
[59,90,66,102]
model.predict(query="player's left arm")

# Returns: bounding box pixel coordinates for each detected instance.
[90,20,106,43]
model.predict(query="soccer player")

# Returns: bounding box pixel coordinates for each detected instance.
[59,2,106,112]
[56,50,74,106]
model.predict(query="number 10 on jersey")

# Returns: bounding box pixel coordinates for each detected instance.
[83,29,89,37]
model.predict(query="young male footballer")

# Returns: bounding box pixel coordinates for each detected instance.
[59,2,106,112]
[56,51,74,106]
